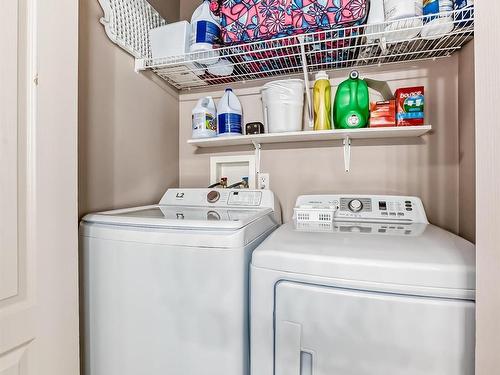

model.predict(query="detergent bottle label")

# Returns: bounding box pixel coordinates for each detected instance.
[218,113,242,134]
[192,113,216,132]
[423,0,453,23]
[196,21,220,44]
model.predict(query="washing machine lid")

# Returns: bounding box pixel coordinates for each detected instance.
[252,222,475,295]
[83,205,273,230]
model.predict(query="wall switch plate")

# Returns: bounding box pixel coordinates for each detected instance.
[258,173,270,190]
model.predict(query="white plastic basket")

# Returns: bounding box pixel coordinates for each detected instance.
[294,205,337,223]
[295,221,334,232]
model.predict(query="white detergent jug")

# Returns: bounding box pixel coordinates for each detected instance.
[190,0,220,65]
[192,96,217,139]
[217,89,243,136]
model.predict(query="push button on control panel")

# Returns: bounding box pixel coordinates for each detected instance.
[405,200,413,211]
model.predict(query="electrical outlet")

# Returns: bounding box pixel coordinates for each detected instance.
[258,173,270,190]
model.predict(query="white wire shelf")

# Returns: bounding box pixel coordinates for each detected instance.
[136,8,474,91]
[188,125,432,148]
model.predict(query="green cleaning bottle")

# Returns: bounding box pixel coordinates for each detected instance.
[313,71,332,131]
[333,70,369,129]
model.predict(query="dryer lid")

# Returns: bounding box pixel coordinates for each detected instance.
[83,205,273,230]
[252,222,476,295]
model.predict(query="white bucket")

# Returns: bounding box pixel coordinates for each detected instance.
[261,79,305,133]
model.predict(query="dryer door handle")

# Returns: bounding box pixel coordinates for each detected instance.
[275,321,314,375]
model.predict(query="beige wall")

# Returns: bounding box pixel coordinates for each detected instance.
[180,0,199,21]
[149,0,180,22]
[475,0,500,372]
[78,0,180,216]
[179,59,464,233]
[458,41,476,243]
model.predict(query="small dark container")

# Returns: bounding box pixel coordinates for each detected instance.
[245,122,265,135]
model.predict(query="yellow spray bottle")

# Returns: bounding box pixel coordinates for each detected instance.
[313,71,332,131]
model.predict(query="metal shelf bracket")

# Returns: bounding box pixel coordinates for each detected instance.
[343,136,352,172]
[298,35,314,129]
[252,141,262,175]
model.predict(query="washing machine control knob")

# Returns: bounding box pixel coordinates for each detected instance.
[207,190,220,203]
[348,199,363,212]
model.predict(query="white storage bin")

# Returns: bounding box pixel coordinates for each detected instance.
[150,21,190,59]
[261,79,305,133]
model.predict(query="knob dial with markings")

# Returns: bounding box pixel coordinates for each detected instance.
[348,199,363,212]
[207,191,220,203]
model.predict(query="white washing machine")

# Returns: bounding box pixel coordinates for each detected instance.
[251,194,475,375]
[81,188,279,375]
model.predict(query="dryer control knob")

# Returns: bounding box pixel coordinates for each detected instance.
[207,190,220,203]
[348,199,363,212]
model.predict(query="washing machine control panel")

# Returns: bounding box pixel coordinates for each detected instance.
[295,195,428,224]
[160,189,274,209]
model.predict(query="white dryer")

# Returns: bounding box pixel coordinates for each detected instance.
[81,188,279,375]
[251,195,475,375]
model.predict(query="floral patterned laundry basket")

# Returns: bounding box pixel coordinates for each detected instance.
[217,28,363,79]
[220,0,368,45]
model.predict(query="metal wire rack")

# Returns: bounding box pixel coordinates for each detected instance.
[135,7,474,91]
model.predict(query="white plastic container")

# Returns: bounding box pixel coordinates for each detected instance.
[365,0,386,42]
[150,21,206,79]
[359,0,386,59]
[207,59,234,76]
[150,21,191,59]
[383,0,423,42]
[421,0,454,40]
[217,89,243,136]
[261,79,305,133]
[190,0,220,65]
[192,96,217,139]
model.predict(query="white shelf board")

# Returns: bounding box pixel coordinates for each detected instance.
[188,126,432,148]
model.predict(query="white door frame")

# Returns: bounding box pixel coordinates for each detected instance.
[475,0,500,373]
[0,0,80,374]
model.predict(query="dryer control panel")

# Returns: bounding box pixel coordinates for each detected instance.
[295,195,429,224]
